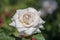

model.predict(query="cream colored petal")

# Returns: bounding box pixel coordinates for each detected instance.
[24,27,37,35]
[9,21,15,27]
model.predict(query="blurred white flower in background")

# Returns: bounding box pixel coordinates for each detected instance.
[10,7,45,36]
[42,0,58,14]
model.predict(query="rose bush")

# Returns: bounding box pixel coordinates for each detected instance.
[10,7,45,37]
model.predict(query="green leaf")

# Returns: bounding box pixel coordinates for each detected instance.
[0,32,15,40]
[12,29,19,37]
[22,38,27,40]
[32,33,45,40]
[22,38,31,40]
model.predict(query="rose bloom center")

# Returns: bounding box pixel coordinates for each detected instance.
[20,13,34,27]
[23,14,31,25]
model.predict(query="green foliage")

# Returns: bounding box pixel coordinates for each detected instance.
[32,33,45,40]
[0,29,15,40]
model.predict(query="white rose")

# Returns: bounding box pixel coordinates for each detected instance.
[10,7,45,36]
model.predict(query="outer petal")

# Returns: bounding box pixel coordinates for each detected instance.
[27,7,37,13]
[11,9,23,21]
[9,21,15,27]
[24,27,37,35]
[31,16,40,27]
[39,25,44,29]
[17,27,28,32]
[34,29,41,33]
[39,18,45,24]
[16,9,24,15]
[12,13,18,21]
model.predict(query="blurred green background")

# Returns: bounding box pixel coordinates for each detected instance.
[0,0,60,40]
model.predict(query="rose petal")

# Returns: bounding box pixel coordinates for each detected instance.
[34,29,41,33]
[24,27,37,35]
[28,7,37,13]
[15,19,24,28]
[12,13,18,20]
[17,28,28,33]
[39,18,45,24]
[39,25,44,29]
[9,21,15,27]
